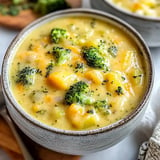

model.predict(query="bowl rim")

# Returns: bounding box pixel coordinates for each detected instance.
[103,0,160,22]
[2,8,154,136]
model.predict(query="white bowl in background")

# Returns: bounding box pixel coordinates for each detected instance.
[91,0,160,47]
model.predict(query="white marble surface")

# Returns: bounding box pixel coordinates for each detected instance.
[0,0,160,159]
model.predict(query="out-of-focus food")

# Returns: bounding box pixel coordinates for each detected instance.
[108,0,160,17]
[0,0,81,29]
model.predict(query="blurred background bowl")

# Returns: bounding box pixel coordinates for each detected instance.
[91,0,160,47]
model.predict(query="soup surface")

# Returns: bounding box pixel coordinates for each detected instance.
[10,16,147,130]
[108,0,160,17]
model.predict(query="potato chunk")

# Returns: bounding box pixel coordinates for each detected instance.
[67,104,85,129]
[67,104,99,129]
[105,72,124,95]
[129,68,143,86]
[83,113,99,128]
[47,71,77,90]
[122,51,135,71]
[85,70,103,85]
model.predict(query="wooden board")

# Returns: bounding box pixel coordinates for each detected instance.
[0,0,82,29]
[0,9,39,29]
[0,117,80,160]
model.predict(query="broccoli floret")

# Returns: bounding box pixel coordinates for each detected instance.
[64,81,94,105]
[8,5,20,16]
[75,63,84,70]
[16,66,38,85]
[50,28,68,44]
[108,45,118,57]
[74,63,84,73]
[45,61,54,77]
[94,100,108,109]
[115,86,123,95]
[94,100,111,115]
[12,0,26,5]
[34,0,70,15]
[49,46,71,65]
[98,40,106,51]
[81,46,108,70]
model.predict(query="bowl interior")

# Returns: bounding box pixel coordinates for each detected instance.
[2,9,153,135]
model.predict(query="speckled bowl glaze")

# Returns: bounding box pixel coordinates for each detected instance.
[91,0,160,47]
[1,9,154,155]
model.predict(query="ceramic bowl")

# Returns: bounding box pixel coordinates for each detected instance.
[1,9,154,155]
[91,0,160,47]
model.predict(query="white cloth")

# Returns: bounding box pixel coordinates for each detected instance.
[137,83,160,159]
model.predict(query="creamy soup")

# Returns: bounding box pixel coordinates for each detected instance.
[108,0,160,17]
[9,16,147,130]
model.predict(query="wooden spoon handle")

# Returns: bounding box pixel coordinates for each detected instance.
[1,108,34,160]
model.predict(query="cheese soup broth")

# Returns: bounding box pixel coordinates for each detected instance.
[9,16,147,130]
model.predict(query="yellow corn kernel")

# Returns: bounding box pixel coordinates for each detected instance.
[44,95,53,103]
[85,70,103,85]
[132,3,142,11]
[16,84,24,92]
[47,71,77,90]
[32,105,39,112]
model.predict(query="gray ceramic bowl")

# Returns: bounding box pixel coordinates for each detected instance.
[91,0,160,47]
[1,9,154,155]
